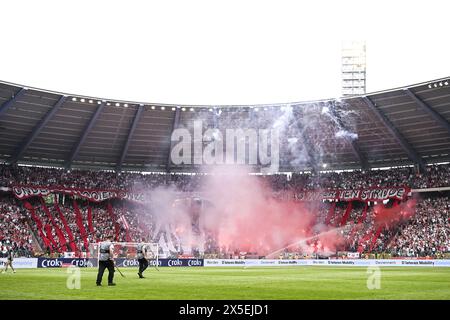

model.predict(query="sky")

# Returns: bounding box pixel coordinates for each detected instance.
[0,0,449,105]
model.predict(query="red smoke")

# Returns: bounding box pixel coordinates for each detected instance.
[373,197,417,228]
[200,167,344,256]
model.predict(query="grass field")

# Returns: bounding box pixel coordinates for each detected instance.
[0,267,449,300]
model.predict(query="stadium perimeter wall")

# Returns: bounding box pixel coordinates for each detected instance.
[2,258,450,268]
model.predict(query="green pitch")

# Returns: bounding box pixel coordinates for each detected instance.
[1,267,449,300]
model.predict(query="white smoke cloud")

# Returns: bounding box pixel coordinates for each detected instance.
[335,129,358,140]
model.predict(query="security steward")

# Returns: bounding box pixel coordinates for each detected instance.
[96,235,116,286]
[137,238,149,278]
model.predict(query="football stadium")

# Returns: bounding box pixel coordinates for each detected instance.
[1,1,450,306]
[1,77,450,300]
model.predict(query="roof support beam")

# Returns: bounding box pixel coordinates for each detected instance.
[329,102,369,170]
[10,95,67,164]
[363,96,425,171]
[167,107,181,172]
[116,105,144,171]
[0,88,27,118]
[404,88,450,136]
[65,102,106,169]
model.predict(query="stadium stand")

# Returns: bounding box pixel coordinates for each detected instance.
[1,163,450,259]
[2,162,450,191]
[0,194,34,257]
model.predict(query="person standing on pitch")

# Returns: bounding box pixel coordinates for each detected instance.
[1,248,16,274]
[96,235,116,286]
[137,238,149,278]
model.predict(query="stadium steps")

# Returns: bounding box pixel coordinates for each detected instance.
[72,200,89,251]
[340,202,353,226]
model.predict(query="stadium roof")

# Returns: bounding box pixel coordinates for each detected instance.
[0,77,449,172]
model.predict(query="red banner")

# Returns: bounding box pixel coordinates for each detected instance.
[11,185,144,202]
[294,186,411,202]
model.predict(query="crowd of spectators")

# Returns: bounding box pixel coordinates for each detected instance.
[2,163,450,192]
[0,194,34,257]
[387,197,450,258]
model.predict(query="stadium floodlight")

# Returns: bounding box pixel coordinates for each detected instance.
[445,81,449,86]
[72,97,77,101]
[88,99,93,104]
[322,163,328,168]
[115,103,120,107]
[151,106,155,110]
[181,107,186,111]
[439,82,443,87]
[428,84,432,89]
[434,83,438,88]
[161,106,165,110]
[97,101,102,104]
[107,102,111,106]
[190,108,194,112]
[80,98,85,103]
[124,103,128,107]
[254,108,259,112]
[171,107,176,111]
